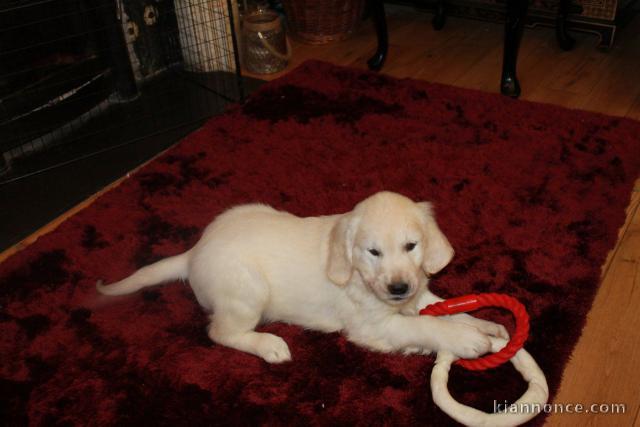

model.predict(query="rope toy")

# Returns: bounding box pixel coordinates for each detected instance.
[420,293,549,427]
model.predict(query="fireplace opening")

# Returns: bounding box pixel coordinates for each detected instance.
[0,0,243,180]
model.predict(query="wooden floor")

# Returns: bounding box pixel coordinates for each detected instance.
[2,4,640,426]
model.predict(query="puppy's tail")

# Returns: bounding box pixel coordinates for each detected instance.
[96,251,190,296]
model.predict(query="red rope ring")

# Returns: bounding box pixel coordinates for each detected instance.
[419,293,529,370]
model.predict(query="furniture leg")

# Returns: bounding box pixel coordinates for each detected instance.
[367,0,388,71]
[432,0,446,30]
[556,0,583,51]
[501,0,528,98]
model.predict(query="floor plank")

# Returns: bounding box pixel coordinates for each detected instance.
[579,14,640,116]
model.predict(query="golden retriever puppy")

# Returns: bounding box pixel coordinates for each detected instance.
[98,191,506,363]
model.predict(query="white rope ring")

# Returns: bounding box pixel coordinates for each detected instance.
[431,337,549,427]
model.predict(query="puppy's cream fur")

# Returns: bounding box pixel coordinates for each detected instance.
[98,192,506,363]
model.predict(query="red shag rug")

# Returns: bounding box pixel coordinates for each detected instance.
[2,61,640,426]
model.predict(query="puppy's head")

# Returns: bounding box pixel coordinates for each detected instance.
[327,192,454,306]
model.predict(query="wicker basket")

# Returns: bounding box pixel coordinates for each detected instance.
[281,0,365,44]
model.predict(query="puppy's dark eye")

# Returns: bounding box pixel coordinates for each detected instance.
[405,242,417,252]
[368,248,381,257]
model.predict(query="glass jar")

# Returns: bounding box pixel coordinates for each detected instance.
[242,5,290,74]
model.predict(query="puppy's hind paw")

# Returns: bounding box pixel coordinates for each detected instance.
[258,334,292,364]
[402,346,432,356]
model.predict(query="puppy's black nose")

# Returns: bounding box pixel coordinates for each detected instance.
[388,282,409,295]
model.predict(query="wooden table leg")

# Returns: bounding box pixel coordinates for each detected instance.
[556,0,583,51]
[501,0,528,98]
[367,0,388,71]
[432,0,446,30]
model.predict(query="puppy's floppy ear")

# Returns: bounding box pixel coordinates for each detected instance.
[326,213,359,286]
[418,202,454,275]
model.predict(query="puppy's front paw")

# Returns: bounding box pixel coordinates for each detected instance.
[441,323,492,359]
[257,334,292,364]
[451,314,509,340]
[466,318,509,340]
[479,320,509,340]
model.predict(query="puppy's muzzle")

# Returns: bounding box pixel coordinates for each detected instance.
[387,282,409,297]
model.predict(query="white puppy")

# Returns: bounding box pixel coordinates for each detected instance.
[98,191,506,363]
